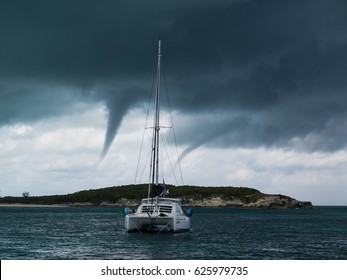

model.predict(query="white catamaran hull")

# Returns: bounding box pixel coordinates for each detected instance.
[125,213,190,233]
[124,198,191,233]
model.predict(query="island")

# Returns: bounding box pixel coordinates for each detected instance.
[0,184,312,209]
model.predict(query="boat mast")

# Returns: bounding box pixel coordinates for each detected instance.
[151,38,162,189]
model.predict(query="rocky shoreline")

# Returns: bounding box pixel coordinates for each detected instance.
[183,194,312,209]
[86,194,313,209]
[0,197,312,209]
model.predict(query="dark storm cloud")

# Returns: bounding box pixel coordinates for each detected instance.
[0,82,87,125]
[1,0,347,157]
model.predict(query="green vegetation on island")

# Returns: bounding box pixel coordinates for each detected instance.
[0,184,312,208]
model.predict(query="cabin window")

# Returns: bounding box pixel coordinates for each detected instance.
[159,205,172,213]
[141,206,151,213]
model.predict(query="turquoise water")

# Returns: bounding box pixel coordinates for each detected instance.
[0,206,346,259]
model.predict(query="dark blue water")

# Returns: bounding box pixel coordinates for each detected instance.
[0,206,346,259]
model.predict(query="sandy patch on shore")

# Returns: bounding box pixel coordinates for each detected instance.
[0,203,67,207]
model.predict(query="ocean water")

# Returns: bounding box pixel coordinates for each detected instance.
[0,206,346,260]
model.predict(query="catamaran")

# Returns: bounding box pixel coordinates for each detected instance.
[124,39,192,233]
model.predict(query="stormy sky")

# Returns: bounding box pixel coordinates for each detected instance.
[1,0,347,205]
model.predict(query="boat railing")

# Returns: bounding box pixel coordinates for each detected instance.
[141,197,182,206]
